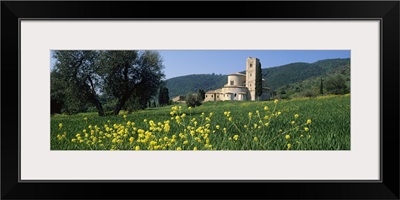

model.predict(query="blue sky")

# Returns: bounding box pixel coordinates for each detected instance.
[51,50,350,79]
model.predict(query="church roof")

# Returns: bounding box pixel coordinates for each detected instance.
[228,72,246,76]
[206,88,223,94]
[206,90,215,94]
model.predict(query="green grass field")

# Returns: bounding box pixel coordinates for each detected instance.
[51,94,350,150]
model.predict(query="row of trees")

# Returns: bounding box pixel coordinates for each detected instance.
[51,50,165,116]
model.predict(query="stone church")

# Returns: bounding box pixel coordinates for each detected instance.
[204,57,270,102]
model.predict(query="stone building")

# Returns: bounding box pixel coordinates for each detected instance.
[172,95,186,103]
[204,57,270,102]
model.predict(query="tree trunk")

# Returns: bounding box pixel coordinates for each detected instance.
[84,76,105,116]
[84,87,105,116]
[112,63,132,115]
[113,92,131,115]
[93,98,105,116]
[83,89,105,116]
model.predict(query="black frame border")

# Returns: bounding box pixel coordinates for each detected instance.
[2,1,399,199]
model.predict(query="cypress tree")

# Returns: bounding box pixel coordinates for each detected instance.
[320,77,324,95]
[256,62,263,100]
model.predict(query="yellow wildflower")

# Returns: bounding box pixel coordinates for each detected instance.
[285,134,290,140]
[233,135,239,141]
[307,119,312,124]
[304,127,309,132]
[287,143,292,149]
[164,124,170,133]
[274,99,279,104]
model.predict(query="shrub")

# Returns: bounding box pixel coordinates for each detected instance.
[186,93,202,107]
[325,74,349,94]
[303,89,316,98]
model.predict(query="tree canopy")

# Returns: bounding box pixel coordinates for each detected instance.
[51,50,165,115]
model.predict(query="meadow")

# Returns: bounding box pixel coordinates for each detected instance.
[51,94,350,150]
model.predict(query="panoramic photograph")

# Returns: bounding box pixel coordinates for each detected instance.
[50,50,350,151]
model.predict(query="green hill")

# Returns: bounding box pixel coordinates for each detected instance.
[262,58,350,89]
[166,58,350,98]
[166,74,227,98]
[275,61,350,99]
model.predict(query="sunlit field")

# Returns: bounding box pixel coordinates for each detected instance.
[51,94,350,150]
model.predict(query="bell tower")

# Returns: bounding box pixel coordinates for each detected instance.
[246,57,260,101]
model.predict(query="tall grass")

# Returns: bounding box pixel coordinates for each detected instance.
[51,95,350,150]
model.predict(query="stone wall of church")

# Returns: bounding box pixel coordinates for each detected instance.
[226,75,246,87]
[221,87,249,101]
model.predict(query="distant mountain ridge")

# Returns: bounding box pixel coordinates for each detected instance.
[166,58,350,98]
